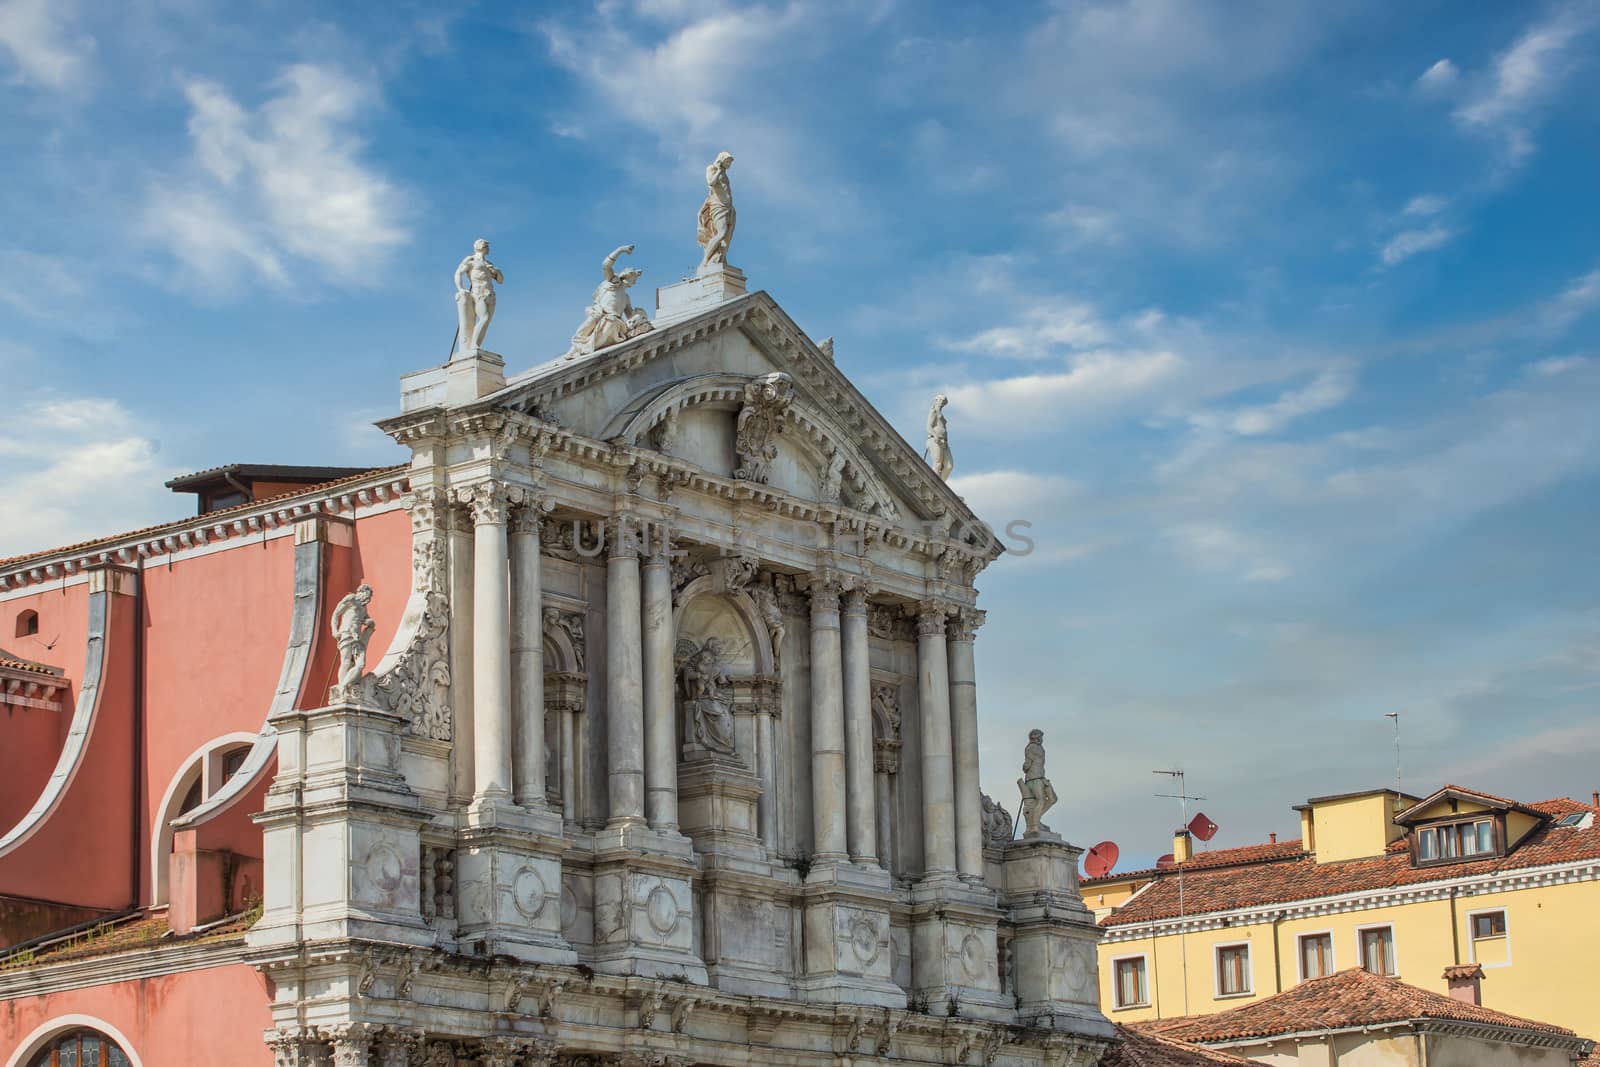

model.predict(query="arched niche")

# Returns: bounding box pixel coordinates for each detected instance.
[672,580,774,677]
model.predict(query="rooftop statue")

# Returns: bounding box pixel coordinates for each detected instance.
[1017,728,1058,837]
[453,238,503,356]
[696,152,737,272]
[925,393,954,481]
[330,583,376,700]
[565,244,652,359]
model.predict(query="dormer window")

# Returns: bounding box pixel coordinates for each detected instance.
[1415,817,1497,864]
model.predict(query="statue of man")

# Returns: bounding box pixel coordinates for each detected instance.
[331,584,377,695]
[453,238,503,356]
[749,574,786,668]
[565,244,652,358]
[925,394,954,481]
[1017,728,1058,836]
[696,152,736,271]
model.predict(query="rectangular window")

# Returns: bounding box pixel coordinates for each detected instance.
[1415,818,1497,864]
[1298,933,1334,980]
[1113,956,1148,1008]
[1472,910,1507,939]
[1359,926,1396,976]
[1216,943,1251,996]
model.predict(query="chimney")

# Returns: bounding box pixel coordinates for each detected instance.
[1443,964,1484,1006]
[1172,829,1194,863]
[1269,832,1277,844]
[1591,790,1598,809]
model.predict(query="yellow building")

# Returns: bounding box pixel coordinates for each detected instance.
[1083,784,1600,1036]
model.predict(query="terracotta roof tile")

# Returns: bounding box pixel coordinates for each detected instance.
[1103,789,1598,928]
[0,465,407,569]
[1082,838,1306,886]
[1152,968,1577,1042]
[0,649,63,677]
[1104,1024,1256,1066]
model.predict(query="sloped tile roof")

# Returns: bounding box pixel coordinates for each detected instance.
[0,910,253,971]
[1103,791,1600,928]
[1104,1024,1256,1066]
[0,649,64,677]
[0,465,406,570]
[1150,968,1577,1042]
[1082,838,1306,886]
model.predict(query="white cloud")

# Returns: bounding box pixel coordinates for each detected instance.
[0,0,93,91]
[940,300,1109,357]
[1194,367,1355,437]
[1526,355,1589,378]
[1402,194,1448,217]
[0,394,167,557]
[1415,58,1458,95]
[1451,5,1598,162]
[142,63,408,289]
[1165,522,1290,582]
[943,349,1183,433]
[1380,224,1456,267]
[1536,268,1600,333]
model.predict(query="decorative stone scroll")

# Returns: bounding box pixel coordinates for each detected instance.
[981,792,1014,847]
[373,538,452,740]
[733,372,794,484]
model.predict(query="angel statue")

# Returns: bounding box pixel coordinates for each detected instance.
[331,583,376,699]
[925,394,954,481]
[565,244,653,359]
[697,151,736,272]
[675,636,738,755]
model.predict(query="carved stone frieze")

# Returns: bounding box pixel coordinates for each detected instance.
[867,603,914,641]
[871,681,901,741]
[733,371,794,484]
[542,606,587,673]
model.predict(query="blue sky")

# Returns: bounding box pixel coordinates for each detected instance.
[3,0,1598,867]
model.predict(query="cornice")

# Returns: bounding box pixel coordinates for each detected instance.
[0,938,250,1000]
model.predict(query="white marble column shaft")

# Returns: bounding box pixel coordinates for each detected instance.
[605,517,646,825]
[509,508,546,807]
[916,602,956,874]
[948,608,985,878]
[560,702,579,823]
[447,504,475,803]
[841,588,877,864]
[809,579,848,860]
[757,702,778,849]
[471,485,513,801]
[641,531,679,830]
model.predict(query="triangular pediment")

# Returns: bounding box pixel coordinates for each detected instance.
[483,291,991,541]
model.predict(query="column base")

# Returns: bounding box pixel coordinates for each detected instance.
[798,860,907,1009]
[1001,836,1110,1035]
[587,825,709,984]
[453,801,577,966]
[908,872,1012,1021]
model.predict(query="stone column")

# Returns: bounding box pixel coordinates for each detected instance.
[560,696,579,823]
[874,739,900,874]
[949,607,985,879]
[757,689,779,850]
[809,577,848,860]
[446,496,475,803]
[641,526,679,830]
[841,587,877,864]
[917,601,956,875]
[510,506,546,807]
[605,515,646,826]
[470,483,513,802]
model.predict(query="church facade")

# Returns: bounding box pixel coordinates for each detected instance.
[0,160,1109,1066]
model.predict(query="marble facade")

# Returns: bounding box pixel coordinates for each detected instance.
[248,212,1110,1065]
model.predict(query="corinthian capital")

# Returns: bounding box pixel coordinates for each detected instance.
[809,572,842,615]
[947,607,986,643]
[916,599,952,638]
[606,513,642,559]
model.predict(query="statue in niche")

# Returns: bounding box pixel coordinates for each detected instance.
[675,637,739,755]
[734,372,794,483]
[565,243,652,358]
[981,792,1015,847]
[925,393,954,481]
[453,238,503,356]
[696,151,736,272]
[748,573,786,669]
[330,584,376,699]
[1017,728,1058,836]
[819,448,846,505]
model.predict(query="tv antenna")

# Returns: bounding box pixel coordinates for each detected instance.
[1385,712,1402,799]
[1154,768,1205,1018]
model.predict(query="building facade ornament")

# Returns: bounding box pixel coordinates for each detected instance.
[453,238,503,356]
[748,573,786,668]
[981,792,1015,847]
[329,583,377,701]
[1017,729,1059,837]
[676,637,738,755]
[696,152,736,271]
[567,244,653,358]
[733,372,794,484]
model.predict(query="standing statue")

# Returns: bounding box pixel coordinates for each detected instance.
[331,584,377,698]
[676,637,738,755]
[696,152,737,272]
[453,238,503,356]
[565,244,653,358]
[925,394,954,481]
[1017,728,1058,836]
[819,449,846,505]
[748,574,786,669]
[981,792,1015,847]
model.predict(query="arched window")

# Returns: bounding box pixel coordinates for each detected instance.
[27,1027,134,1067]
[15,609,38,638]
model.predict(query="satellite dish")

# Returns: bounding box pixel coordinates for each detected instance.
[1155,853,1176,869]
[1084,841,1119,879]
[1188,811,1219,842]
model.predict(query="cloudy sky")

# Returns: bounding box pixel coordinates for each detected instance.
[3,0,1597,868]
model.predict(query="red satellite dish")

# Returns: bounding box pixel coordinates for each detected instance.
[1083,841,1119,879]
[1188,811,1219,842]
[1155,853,1176,869]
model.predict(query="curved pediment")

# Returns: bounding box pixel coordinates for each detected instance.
[600,372,903,518]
